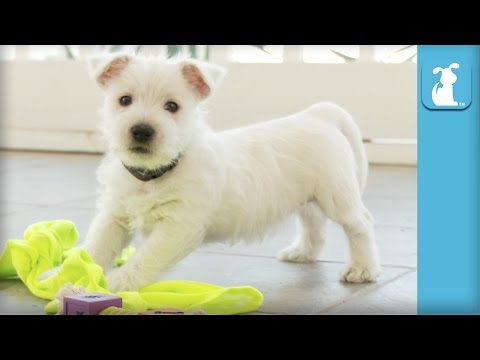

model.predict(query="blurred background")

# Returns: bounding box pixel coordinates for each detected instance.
[0,45,416,165]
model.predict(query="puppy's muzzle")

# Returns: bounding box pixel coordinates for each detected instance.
[131,124,155,143]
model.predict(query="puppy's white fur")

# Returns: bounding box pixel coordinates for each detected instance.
[83,54,380,292]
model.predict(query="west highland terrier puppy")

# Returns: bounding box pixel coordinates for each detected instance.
[83,54,380,292]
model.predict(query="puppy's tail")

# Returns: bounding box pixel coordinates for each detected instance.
[308,102,368,193]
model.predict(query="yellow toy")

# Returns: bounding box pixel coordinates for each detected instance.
[0,220,263,315]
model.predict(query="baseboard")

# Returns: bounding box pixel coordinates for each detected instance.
[1,128,417,166]
[1,128,105,153]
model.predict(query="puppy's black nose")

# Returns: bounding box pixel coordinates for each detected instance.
[130,124,155,143]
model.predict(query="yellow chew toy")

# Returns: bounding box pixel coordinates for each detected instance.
[0,220,264,315]
[99,306,138,315]
[98,306,206,315]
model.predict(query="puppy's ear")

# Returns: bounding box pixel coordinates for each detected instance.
[179,59,226,100]
[87,54,132,88]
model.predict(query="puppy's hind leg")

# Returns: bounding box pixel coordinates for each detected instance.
[277,202,328,263]
[315,177,380,283]
[339,207,379,282]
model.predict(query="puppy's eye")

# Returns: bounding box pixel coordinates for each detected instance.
[164,101,179,113]
[119,96,132,106]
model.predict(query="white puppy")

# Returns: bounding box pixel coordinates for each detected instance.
[83,54,380,292]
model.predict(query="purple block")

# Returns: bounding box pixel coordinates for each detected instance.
[63,293,122,315]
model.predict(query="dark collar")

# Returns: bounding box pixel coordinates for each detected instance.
[123,154,182,182]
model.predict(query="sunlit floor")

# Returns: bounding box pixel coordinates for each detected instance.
[0,151,416,315]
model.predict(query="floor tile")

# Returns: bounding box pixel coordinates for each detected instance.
[0,279,49,315]
[0,206,95,243]
[1,173,98,206]
[200,220,416,268]
[0,203,41,216]
[60,196,98,210]
[364,166,417,199]
[365,197,417,229]
[0,151,101,206]
[324,270,417,314]
[162,252,410,314]
[0,151,417,315]
[0,252,409,315]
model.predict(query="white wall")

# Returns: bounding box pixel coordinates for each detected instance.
[1,61,417,164]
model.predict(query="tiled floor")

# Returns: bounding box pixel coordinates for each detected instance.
[0,151,417,314]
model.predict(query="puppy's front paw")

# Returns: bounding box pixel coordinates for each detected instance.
[277,244,315,263]
[340,262,380,283]
[106,269,141,293]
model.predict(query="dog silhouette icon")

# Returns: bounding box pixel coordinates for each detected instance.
[432,63,460,106]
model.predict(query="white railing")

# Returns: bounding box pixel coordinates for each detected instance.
[0,45,417,64]
[0,45,417,165]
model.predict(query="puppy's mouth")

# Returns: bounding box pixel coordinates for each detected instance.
[129,146,152,155]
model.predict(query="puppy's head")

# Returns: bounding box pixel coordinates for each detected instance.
[88,54,225,169]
